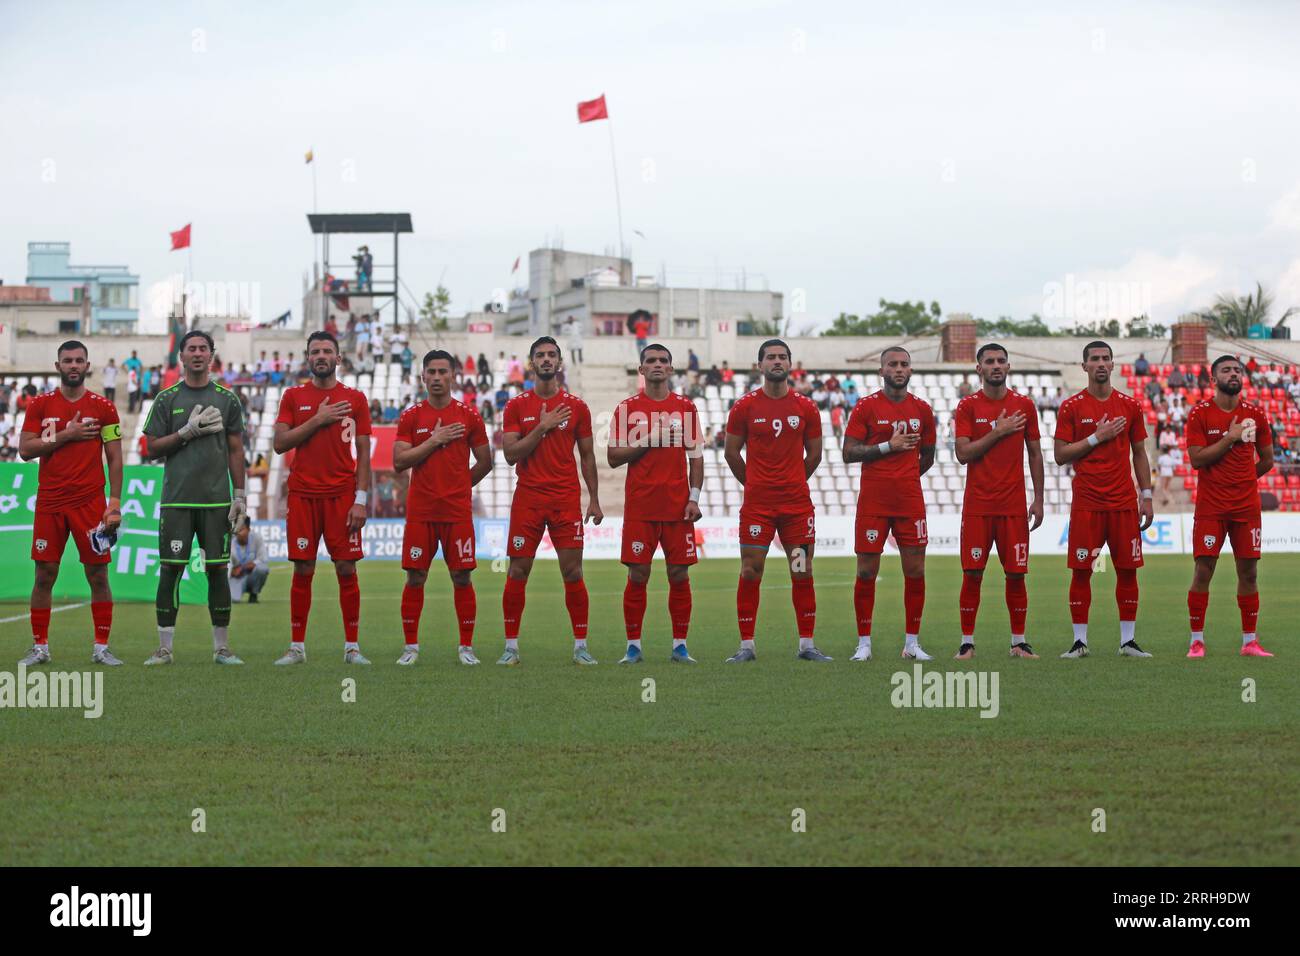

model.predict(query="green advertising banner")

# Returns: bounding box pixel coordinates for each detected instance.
[0,462,210,604]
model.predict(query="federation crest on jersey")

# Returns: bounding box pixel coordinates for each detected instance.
[970,547,982,561]
[748,524,762,537]
[34,538,47,552]
[171,539,184,554]
[909,418,920,431]
[1203,534,1216,549]
[1075,548,1088,561]
[296,537,309,551]
[409,546,423,561]
[866,529,879,543]
[787,415,800,429]
[631,541,644,555]
[512,535,524,550]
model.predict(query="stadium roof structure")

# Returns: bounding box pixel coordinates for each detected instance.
[307,212,413,235]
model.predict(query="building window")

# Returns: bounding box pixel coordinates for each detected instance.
[58,320,79,334]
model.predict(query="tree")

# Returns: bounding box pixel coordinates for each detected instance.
[740,314,789,337]
[1071,318,1121,338]
[1124,314,1169,338]
[1196,282,1297,338]
[975,314,1056,337]
[419,285,452,331]
[823,299,942,337]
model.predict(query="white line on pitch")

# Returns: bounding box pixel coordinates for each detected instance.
[0,603,88,624]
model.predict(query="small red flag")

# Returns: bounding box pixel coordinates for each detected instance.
[170,223,191,251]
[511,256,520,273]
[577,94,608,123]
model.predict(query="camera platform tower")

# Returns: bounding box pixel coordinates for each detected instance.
[307,212,413,329]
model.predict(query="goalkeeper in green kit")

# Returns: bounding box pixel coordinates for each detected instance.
[141,330,248,665]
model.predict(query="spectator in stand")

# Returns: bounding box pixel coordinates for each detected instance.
[1169,399,1186,431]
[355,315,371,361]
[673,371,688,395]
[957,379,974,399]
[491,426,505,451]
[369,398,383,423]
[1158,425,1178,452]
[480,400,495,428]
[494,350,508,383]
[1288,377,1300,407]
[811,380,828,409]
[0,444,16,461]
[477,352,491,389]
[688,349,700,381]
[0,381,12,415]
[701,426,714,449]
[343,313,357,353]
[1050,387,1066,410]
[1245,354,1260,382]
[844,380,860,408]
[400,344,413,379]
[565,316,584,364]
[1167,365,1187,390]
[375,473,397,517]
[828,382,846,412]
[462,379,477,409]
[382,400,400,423]
[631,310,651,355]
[720,361,734,385]
[712,428,725,451]
[507,353,523,385]
[249,388,266,416]
[1144,377,1163,403]
[1196,363,1211,388]
[831,403,845,441]
[126,365,141,413]
[494,384,510,413]
[101,358,118,404]
[791,361,807,383]
[704,364,722,387]
[138,366,153,402]
[222,363,238,386]
[1157,448,1175,505]
[1265,364,1283,393]
[1134,353,1150,376]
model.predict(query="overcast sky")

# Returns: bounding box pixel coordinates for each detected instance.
[3,0,1300,333]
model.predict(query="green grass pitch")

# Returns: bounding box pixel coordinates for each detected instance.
[1,554,1295,866]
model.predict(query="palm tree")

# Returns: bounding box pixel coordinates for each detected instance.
[1197,282,1298,338]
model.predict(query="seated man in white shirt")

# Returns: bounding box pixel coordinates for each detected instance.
[229,517,271,603]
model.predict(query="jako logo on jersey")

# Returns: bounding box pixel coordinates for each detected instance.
[523,417,537,423]
[299,406,312,411]
[748,524,762,537]
[1075,548,1088,561]
[512,536,525,550]
[753,418,766,424]
[866,529,879,543]
[409,547,423,560]
[170,540,183,554]
[631,541,644,555]
[786,415,800,429]
[970,547,982,560]
[296,537,309,550]
[1203,535,1217,548]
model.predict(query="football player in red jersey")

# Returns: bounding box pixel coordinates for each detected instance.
[608,344,704,664]
[723,339,828,662]
[1054,341,1154,658]
[953,343,1045,659]
[1184,355,1274,658]
[18,341,123,666]
[393,350,492,665]
[272,331,372,665]
[843,346,936,660]
[500,337,602,665]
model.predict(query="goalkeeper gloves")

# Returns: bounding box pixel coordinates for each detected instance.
[178,405,225,442]
[228,489,247,528]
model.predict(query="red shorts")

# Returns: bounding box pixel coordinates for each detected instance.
[287,492,364,562]
[739,507,815,549]
[403,520,477,571]
[960,513,1030,572]
[621,519,699,565]
[855,514,928,554]
[508,498,584,557]
[1192,511,1261,560]
[31,498,109,566]
[1067,508,1143,569]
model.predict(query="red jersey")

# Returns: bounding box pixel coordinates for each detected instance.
[845,390,936,517]
[1054,388,1146,511]
[725,388,821,512]
[21,389,120,512]
[276,382,372,496]
[502,388,593,504]
[1185,398,1271,515]
[396,398,489,521]
[954,389,1039,516]
[611,390,701,522]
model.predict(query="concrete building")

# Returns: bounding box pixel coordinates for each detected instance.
[25,241,139,333]
[506,247,784,341]
[0,285,86,338]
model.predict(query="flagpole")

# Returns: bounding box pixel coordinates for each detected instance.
[605,119,625,262]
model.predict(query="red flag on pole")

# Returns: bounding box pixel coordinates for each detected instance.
[511,256,520,273]
[169,224,191,251]
[577,94,608,123]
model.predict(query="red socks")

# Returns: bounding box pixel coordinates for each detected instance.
[337,571,360,642]
[564,579,589,640]
[90,601,112,645]
[400,584,424,645]
[1005,577,1027,636]
[502,577,526,640]
[30,606,50,645]
[1115,568,1139,622]
[1237,591,1259,635]
[853,577,875,636]
[623,578,647,641]
[668,578,691,640]
[290,572,313,642]
[903,576,925,635]
[959,574,981,638]
[1069,569,1092,624]
[737,576,760,640]
[1187,589,1209,633]
[453,582,476,646]
[791,576,816,638]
